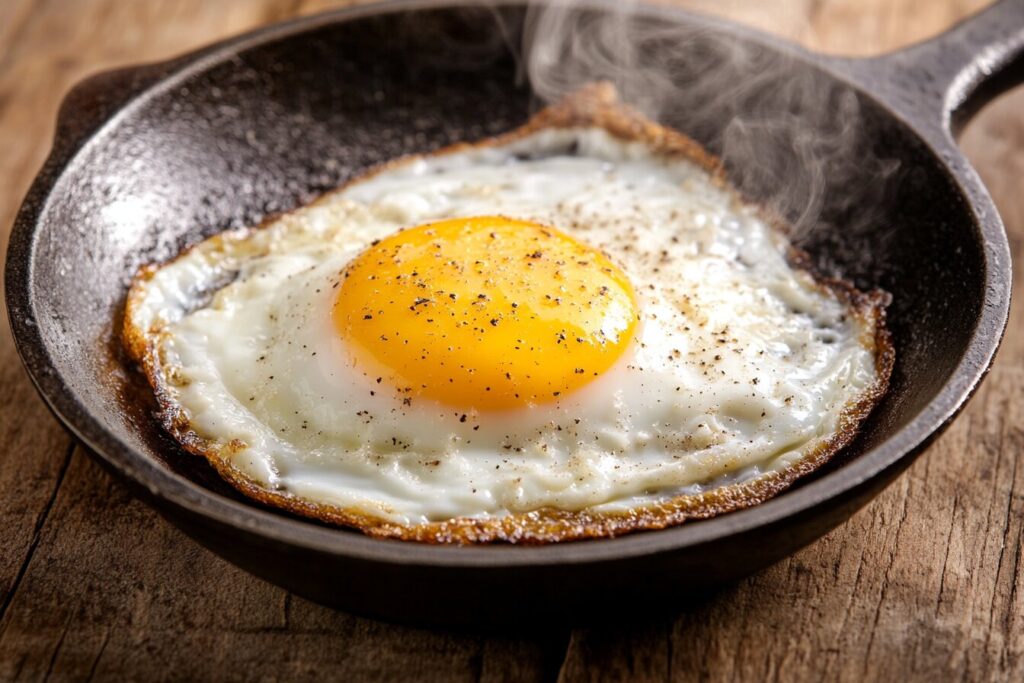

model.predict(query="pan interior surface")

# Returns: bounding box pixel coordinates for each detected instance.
[15,2,990,571]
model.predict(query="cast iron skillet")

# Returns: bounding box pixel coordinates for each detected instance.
[6,0,1021,625]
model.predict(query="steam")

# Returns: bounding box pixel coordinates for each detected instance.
[519,0,901,268]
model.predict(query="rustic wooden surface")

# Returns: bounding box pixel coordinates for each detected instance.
[1,0,1020,680]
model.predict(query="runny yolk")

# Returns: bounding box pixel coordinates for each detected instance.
[333,216,639,410]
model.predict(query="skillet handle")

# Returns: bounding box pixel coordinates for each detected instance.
[834,0,1024,137]
[51,61,176,165]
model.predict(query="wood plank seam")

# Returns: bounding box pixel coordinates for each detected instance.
[982,416,1020,663]
[859,476,912,677]
[933,491,960,618]
[40,612,72,682]
[0,440,74,631]
[84,627,110,683]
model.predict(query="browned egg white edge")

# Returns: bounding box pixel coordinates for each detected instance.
[122,83,895,544]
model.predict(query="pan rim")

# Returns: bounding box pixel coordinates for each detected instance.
[5,0,1011,568]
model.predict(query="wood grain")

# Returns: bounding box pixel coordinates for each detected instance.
[0,1,1020,681]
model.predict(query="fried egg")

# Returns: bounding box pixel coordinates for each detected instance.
[124,85,892,543]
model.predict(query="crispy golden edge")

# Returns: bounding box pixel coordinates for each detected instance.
[122,82,895,544]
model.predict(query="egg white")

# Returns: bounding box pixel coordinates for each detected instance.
[127,127,881,526]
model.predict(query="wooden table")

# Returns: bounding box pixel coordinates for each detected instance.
[1,1,1020,680]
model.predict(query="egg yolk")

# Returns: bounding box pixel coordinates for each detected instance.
[334,216,638,410]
